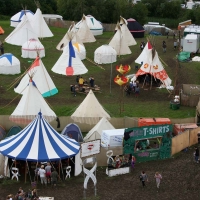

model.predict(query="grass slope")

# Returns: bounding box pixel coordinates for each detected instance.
[0,20,199,118]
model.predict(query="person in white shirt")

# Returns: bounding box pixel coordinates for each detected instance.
[38,165,47,186]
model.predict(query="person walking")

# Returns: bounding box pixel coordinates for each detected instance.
[154,172,162,190]
[51,168,59,188]
[45,162,52,184]
[139,171,148,188]
[174,40,177,50]
[38,165,47,187]
[194,147,199,163]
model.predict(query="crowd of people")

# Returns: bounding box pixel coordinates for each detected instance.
[124,80,140,97]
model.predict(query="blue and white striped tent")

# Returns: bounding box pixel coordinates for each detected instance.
[0,112,80,161]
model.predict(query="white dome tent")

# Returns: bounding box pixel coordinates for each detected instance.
[73,42,86,60]
[0,53,20,75]
[94,45,117,64]
[10,10,34,27]
[75,15,103,36]
[21,38,45,58]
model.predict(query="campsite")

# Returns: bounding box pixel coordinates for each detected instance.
[1,8,200,200]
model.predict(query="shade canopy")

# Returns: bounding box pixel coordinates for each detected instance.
[52,41,88,76]
[10,10,34,27]
[0,112,80,161]
[14,56,58,97]
[71,90,110,124]
[94,45,117,64]
[21,38,45,58]
[0,53,20,75]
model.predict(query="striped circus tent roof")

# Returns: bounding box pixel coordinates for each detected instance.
[0,112,80,161]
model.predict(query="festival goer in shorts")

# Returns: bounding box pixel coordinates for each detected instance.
[45,162,52,184]
[155,172,162,190]
[38,165,47,186]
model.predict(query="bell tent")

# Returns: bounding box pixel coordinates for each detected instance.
[119,16,137,46]
[71,90,111,125]
[127,18,145,38]
[21,38,45,58]
[0,125,6,141]
[10,10,34,27]
[61,123,83,143]
[73,42,86,60]
[109,23,131,56]
[0,112,80,161]
[84,117,115,142]
[10,79,57,125]
[75,14,96,43]
[6,126,22,138]
[0,26,4,34]
[31,8,53,38]
[14,56,58,97]
[94,45,117,64]
[5,14,39,46]
[133,41,172,87]
[52,40,88,76]
[75,15,103,36]
[0,53,21,75]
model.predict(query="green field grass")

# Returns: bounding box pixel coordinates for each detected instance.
[0,20,199,118]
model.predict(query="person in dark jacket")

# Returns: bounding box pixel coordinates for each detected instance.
[194,147,199,163]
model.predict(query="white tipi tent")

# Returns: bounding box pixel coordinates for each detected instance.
[84,117,115,141]
[133,41,172,87]
[5,14,39,46]
[52,40,88,76]
[14,56,58,97]
[0,53,21,75]
[21,38,45,58]
[71,90,111,125]
[119,16,137,46]
[10,79,57,125]
[109,23,131,56]
[31,8,53,38]
[94,45,117,64]
[76,15,96,43]
[10,10,34,27]
[73,42,86,60]
[75,15,103,36]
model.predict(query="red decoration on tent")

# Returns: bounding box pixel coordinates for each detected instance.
[148,42,152,49]
[116,64,131,75]
[144,63,149,68]
[66,67,74,76]
[30,56,40,70]
[153,65,158,70]
[114,75,129,86]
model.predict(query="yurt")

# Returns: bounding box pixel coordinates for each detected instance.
[73,42,86,60]
[0,26,4,34]
[10,10,34,27]
[94,45,117,64]
[127,18,145,38]
[75,15,103,36]
[0,53,20,75]
[22,38,45,58]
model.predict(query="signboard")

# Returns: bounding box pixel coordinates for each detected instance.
[81,140,101,158]
[125,124,173,139]
[134,149,160,162]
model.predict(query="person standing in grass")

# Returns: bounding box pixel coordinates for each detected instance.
[162,41,167,53]
[154,172,162,190]
[51,168,59,188]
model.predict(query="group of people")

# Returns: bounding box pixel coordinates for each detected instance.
[162,39,180,53]
[124,81,140,97]
[36,163,59,188]
[76,75,95,88]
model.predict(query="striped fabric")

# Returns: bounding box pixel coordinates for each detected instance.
[0,112,80,161]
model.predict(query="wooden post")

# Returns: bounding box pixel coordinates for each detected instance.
[25,162,27,183]
[59,161,61,180]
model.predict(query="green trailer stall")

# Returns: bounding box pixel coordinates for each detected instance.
[123,124,173,162]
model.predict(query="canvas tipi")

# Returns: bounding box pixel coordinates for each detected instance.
[75,15,103,36]
[84,117,115,141]
[31,8,53,38]
[0,26,4,34]
[109,23,131,56]
[14,56,58,97]
[52,40,88,76]
[119,16,137,46]
[71,90,111,125]
[10,79,57,124]
[5,14,39,46]
[133,41,172,87]
[21,38,45,58]
[75,15,96,43]
[10,10,34,27]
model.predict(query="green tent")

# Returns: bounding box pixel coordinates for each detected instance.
[6,126,22,138]
[177,51,191,62]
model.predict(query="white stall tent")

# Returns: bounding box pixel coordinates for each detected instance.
[21,38,45,58]
[0,53,20,75]
[101,129,124,147]
[183,34,199,53]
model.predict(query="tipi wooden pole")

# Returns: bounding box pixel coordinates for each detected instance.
[25,162,27,183]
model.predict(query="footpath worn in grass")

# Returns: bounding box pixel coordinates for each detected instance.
[0,20,199,118]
